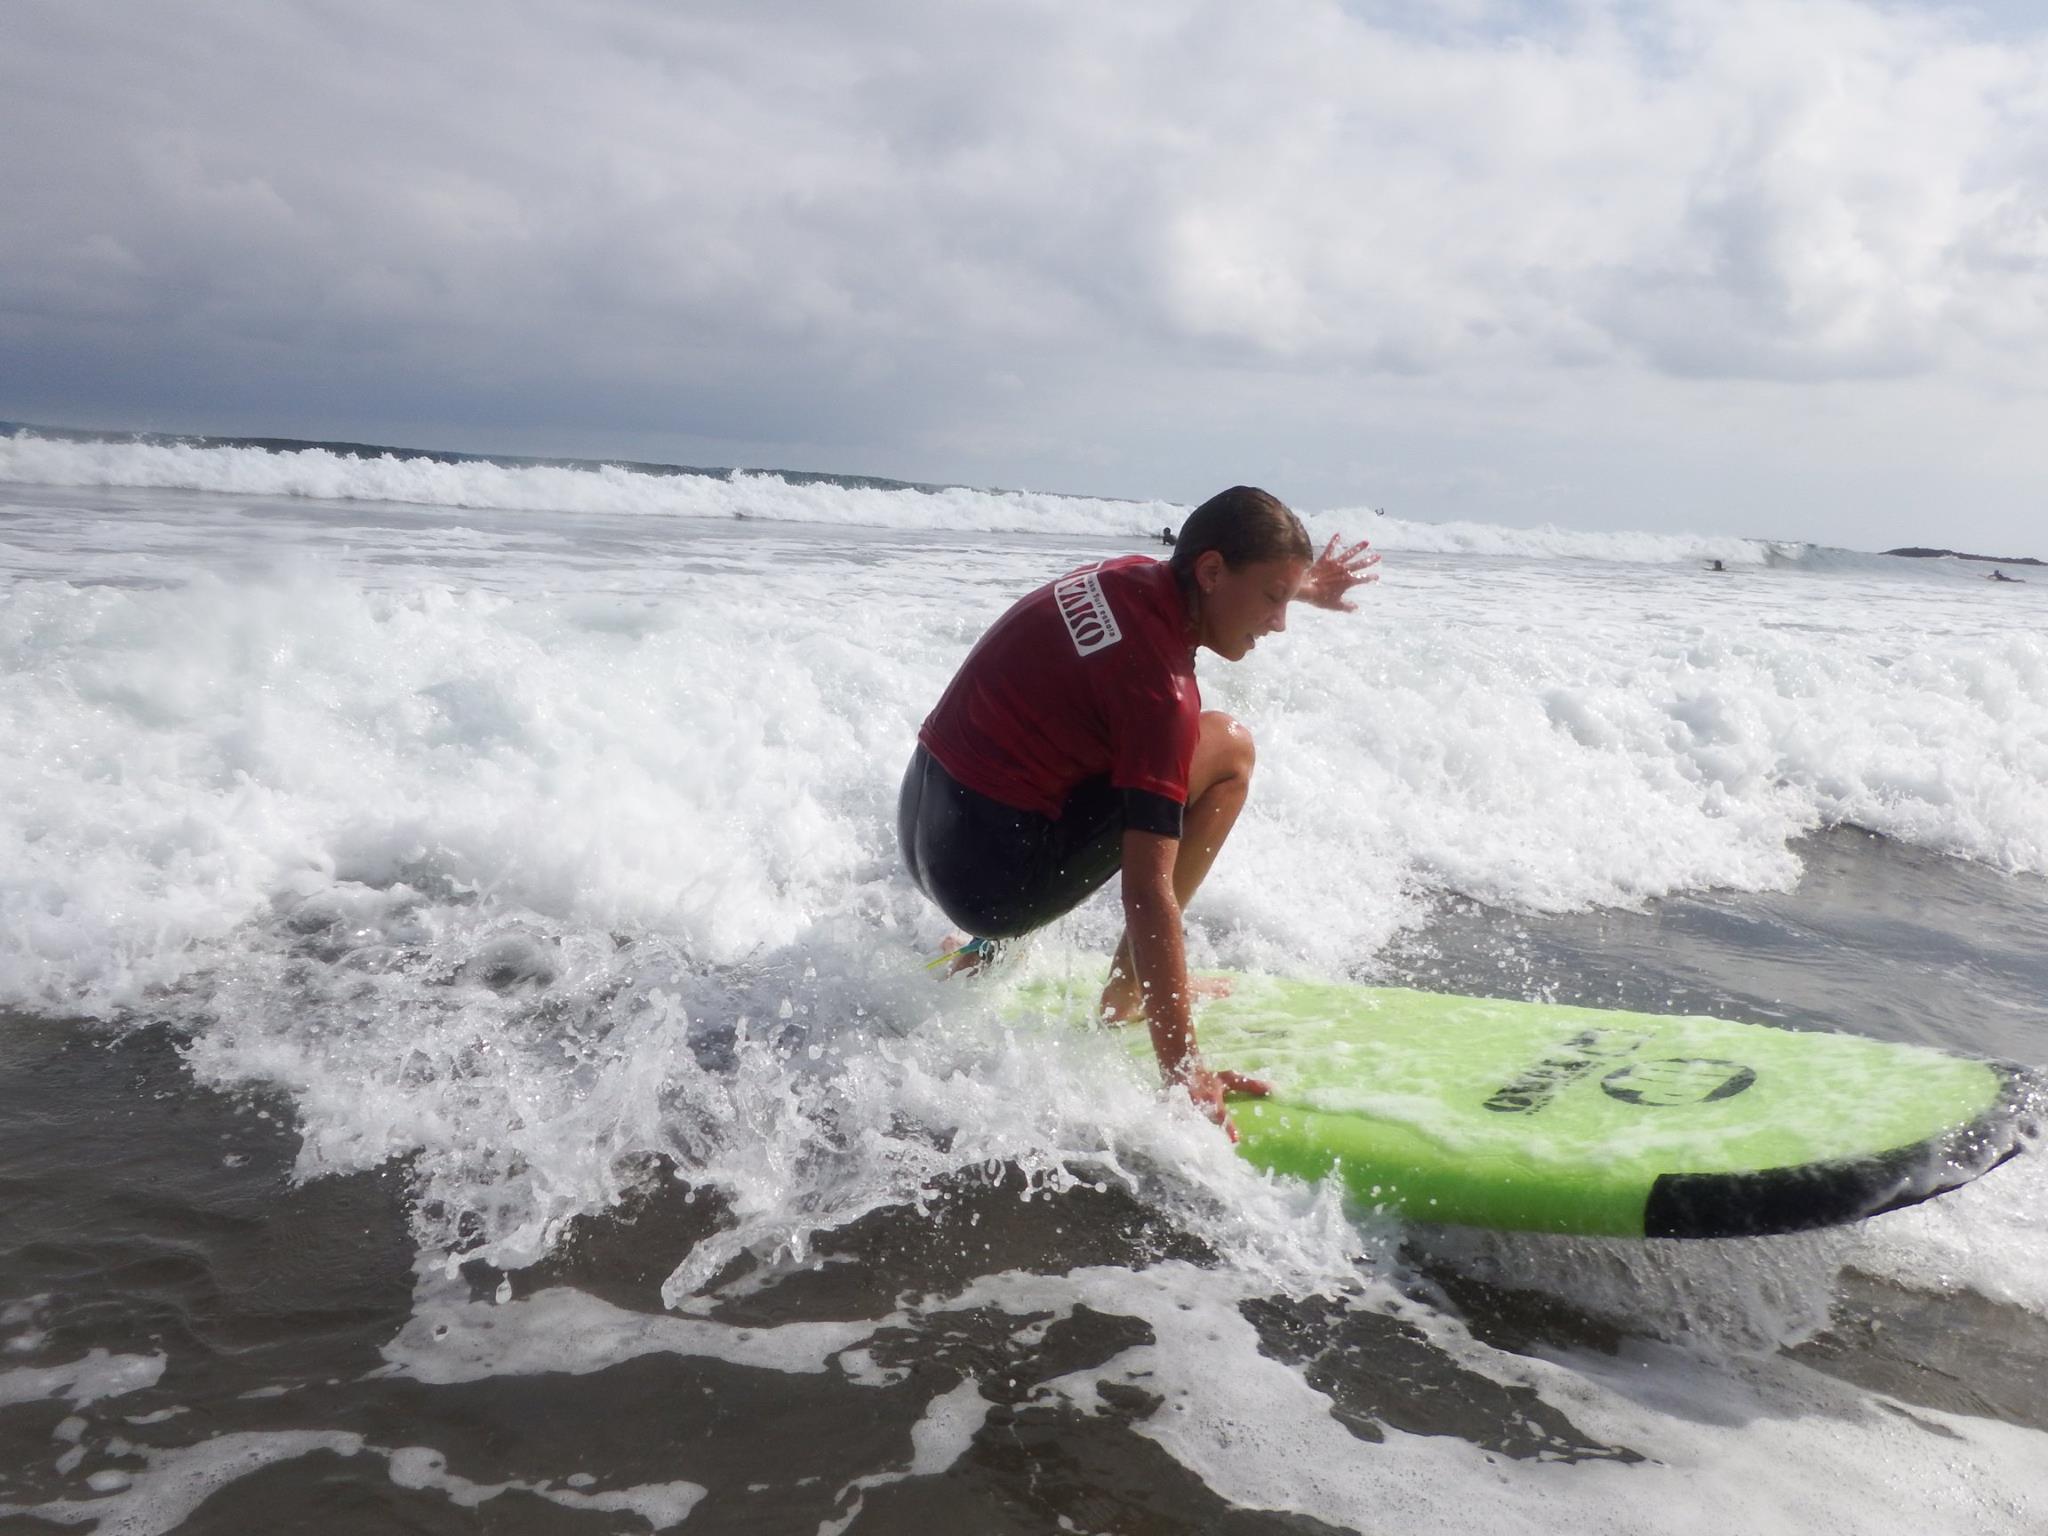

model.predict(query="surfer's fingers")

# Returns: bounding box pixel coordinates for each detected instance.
[1178,1070,1232,1121]
[1218,1071,1272,1097]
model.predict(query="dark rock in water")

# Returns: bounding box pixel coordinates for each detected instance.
[1885,546,2045,566]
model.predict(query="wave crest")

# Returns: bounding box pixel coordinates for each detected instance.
[9,428,1804,567]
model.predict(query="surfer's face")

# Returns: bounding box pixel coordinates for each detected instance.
[1194,554,1307,661]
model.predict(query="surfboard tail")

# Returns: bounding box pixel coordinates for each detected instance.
[1642,1062,2043,1240]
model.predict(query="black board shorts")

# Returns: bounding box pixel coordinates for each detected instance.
[897,745,1179,939]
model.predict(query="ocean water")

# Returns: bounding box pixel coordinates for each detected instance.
[1,432,2045,1533]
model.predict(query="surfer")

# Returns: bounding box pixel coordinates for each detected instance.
[1159,525,1176,546]
[899,486,1380,1135]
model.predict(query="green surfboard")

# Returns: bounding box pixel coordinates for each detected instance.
[1018,973,2038,1239]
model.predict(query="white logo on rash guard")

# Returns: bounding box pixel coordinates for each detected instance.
[1052,565,1124,656]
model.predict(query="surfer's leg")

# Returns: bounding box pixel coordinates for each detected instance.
[1168,711,1257,907]
[1101,712,1254,1018]
[902,745,1119,969]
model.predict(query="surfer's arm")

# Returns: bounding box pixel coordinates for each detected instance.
[1120,830,1262,1138]
[1120,831,1194,1067]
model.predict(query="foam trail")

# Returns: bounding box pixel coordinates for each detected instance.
[837,1262,2048,1535]
[0,1350,166,1408]
[1843,1144,2048,1313]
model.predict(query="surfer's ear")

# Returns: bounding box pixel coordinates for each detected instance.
[1195,549,1226,593]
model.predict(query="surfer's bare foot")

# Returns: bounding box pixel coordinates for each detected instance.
[1098,972,1143,1024]
[1097,970,1232,1024]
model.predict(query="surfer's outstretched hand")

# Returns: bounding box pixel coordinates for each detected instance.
[1299,534,1381,612]
[1181,1063,1272,1144]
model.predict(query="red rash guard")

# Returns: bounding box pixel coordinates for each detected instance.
[919,555,1201,837]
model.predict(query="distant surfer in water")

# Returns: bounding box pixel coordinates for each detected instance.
[899,487,1380,1135]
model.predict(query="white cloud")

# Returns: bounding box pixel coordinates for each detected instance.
[3,0,2046,546]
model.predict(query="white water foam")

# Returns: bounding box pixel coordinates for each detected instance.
[873,1261,2046,1534]
[2,496,2045,1298]
[385,1274,877,1383]
[327,1255,2048,1534]
[0,1350,166,1409]
[2,476,2044,1530]
[1,1427,706,1535]
[383,1446,705,1530]
[24,1253,2039,1533]
[3,1431,367,1536]
[5,545,2042,1003]
[17,1256,2040,1534]
[1843,1146,2048,1315]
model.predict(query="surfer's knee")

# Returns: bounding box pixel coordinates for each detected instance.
[1207,710,1255,770]
[1199,711,1256,791]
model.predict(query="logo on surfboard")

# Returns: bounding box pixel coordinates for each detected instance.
[1600,1058,1757,1107]
[1485,1032,1759,1113]
[1483,1029,1650,1114]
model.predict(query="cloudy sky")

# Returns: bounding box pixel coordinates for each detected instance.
[6,0,2046,550]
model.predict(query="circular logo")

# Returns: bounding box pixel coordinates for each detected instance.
[1600,1058,1756,1107]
